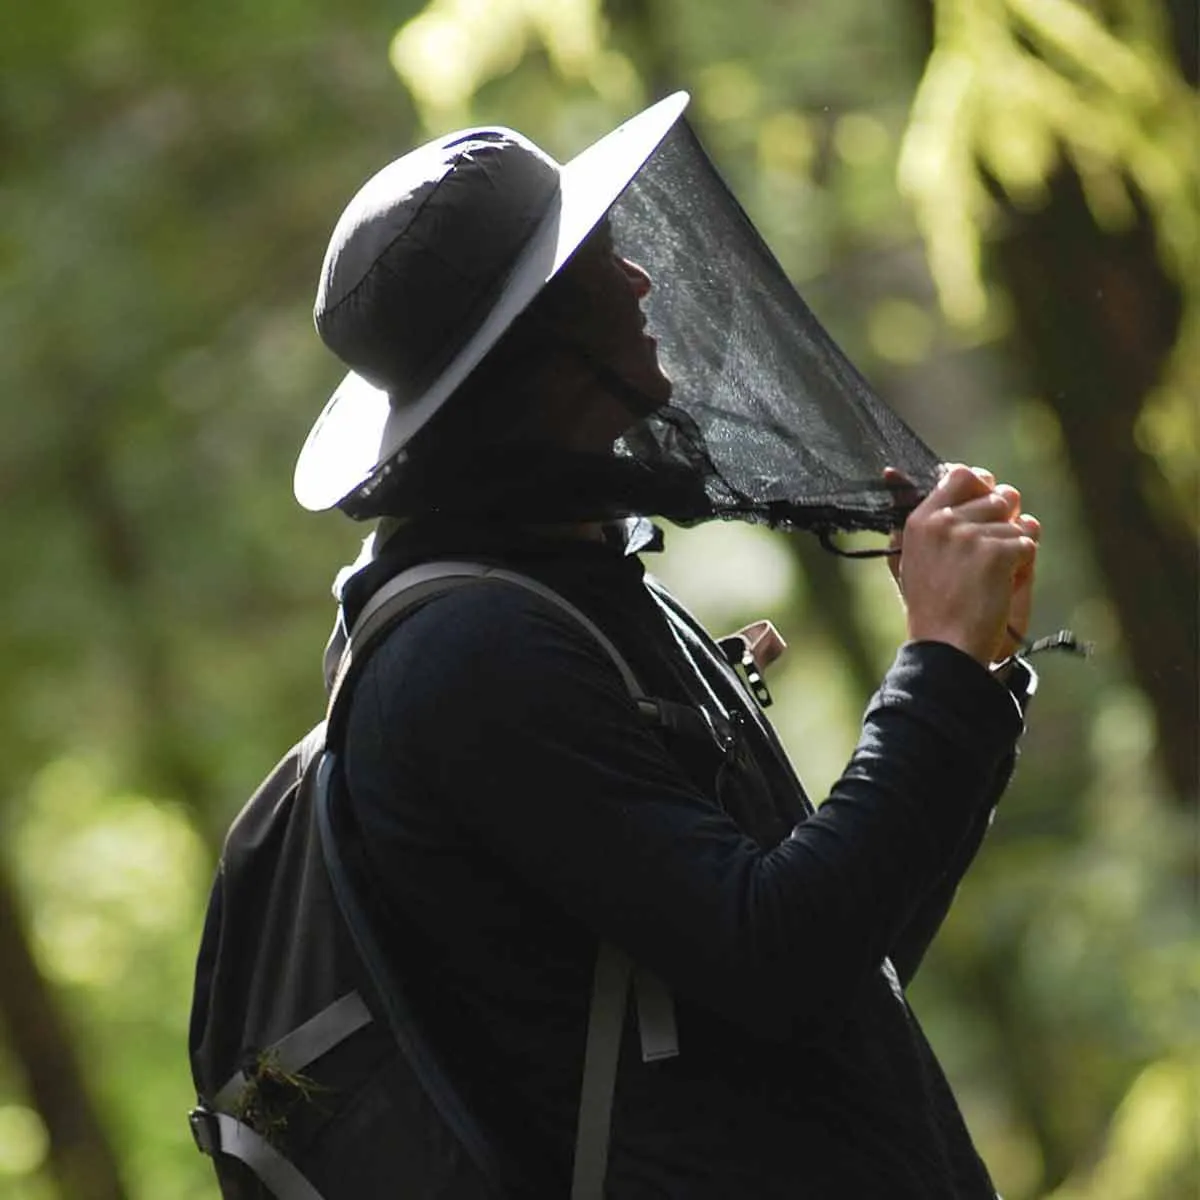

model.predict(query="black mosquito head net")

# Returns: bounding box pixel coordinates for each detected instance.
[349,118,943,539]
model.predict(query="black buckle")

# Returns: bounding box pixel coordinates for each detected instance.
[188,1106,221,1156]
[717,636,774,708]
[639,698,737,759]
[739,653,773,708]
[697,706,737,758]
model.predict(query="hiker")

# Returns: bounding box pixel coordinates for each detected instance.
[264,93,1043,1197]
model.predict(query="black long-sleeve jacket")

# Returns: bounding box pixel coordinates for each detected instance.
[337,521,1030,1197]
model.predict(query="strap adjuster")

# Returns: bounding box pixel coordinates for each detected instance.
[189,1106,221,1157]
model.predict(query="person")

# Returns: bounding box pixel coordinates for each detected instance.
[296,94,1039,1198]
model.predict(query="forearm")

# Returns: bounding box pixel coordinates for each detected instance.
[884,751,1010,986]
[885,655,1035,985]
[754,644,1022,1018]
[352,590,1026,1041]
[452,640,1024,1038]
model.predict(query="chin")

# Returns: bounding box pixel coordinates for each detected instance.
[630,353,672,407]
[644,371,673,407]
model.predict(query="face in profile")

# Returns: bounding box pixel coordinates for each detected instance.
[451,219,672,456]
[551,219,672,410]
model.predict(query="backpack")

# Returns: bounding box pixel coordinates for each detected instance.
[187,561,684,1200]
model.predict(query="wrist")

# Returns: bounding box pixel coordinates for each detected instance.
[880,641,1030,747]
[905,627,993,667]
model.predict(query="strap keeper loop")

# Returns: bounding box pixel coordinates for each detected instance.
[189,1106,221,1157]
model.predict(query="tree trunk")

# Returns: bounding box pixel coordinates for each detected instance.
[990,168,1198,807]
[0,856,129,1200]
[900,0,1199,806]
[56,413,222,851]
[1165,0,1197,85]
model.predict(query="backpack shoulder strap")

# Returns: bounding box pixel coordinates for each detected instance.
[323,558,677,1199]
[327,560,646,731]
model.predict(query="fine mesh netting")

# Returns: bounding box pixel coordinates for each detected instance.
[354,118,942,536]
[606,119,942,535]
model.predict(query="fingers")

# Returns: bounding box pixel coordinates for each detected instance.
[1001,530,1039,569]
[925,463,997,509]
[885,463,1014,519]
[887,462,1041,664]
[1016,512,1040,541]
[933,462,995,487]
[883,466,922,516]
[884,462,1038,561]
[913,466,1033,533]
[1011,513,1040,587]
[994,483,1020,519]
[953,491,1022,527]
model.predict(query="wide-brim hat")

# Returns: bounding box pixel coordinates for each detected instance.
[294,92,690,513]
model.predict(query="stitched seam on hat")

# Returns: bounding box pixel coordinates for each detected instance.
[395,214,546,388]
[319,176,447,324]
[321,141,513,322]
[328,201,548,392]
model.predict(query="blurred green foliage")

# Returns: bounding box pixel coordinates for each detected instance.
[0,1,1195,1198]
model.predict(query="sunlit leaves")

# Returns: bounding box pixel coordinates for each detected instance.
[756,110,816,179]
[391,0,624,127]
[1045,1059,1200,1200]
[867,298,937,365]
[0,1105,49,1181]
[5,755,212,1197]
[898,0,1200,326]
[15,759,207,991]
[1133,280,1200,527]
[695,61,762,125]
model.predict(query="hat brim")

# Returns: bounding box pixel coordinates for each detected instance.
[294,91,690,513]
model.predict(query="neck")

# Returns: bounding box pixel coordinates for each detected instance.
[523,520,608,543]
[375,514,613,554]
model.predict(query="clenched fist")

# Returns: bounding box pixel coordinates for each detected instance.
[885,464,1040,666]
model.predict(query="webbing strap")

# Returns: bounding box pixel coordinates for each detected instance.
[328,560,680,1196]
[571,942,632,1200]
[314,755,509,1191]
[330,561,646,723]
[646,576,809,806]
[213,991,373,1112]
[633,970,678,1063]
[198,1111,326,1200]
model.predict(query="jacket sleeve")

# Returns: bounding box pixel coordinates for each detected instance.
[348,585,1026,1041]
[885,656,1035,986]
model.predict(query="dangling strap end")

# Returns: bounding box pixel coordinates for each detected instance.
[634,970,679,1063]
[1020,628,1094,659]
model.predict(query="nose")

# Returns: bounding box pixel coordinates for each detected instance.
[619,256,652,300]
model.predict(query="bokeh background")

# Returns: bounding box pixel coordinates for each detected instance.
[0,1,1196,1197]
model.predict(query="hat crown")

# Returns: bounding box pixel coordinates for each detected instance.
[294,92,691,514]
[314,130,561,402]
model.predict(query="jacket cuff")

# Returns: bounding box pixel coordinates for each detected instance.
[872,641,1027,759]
